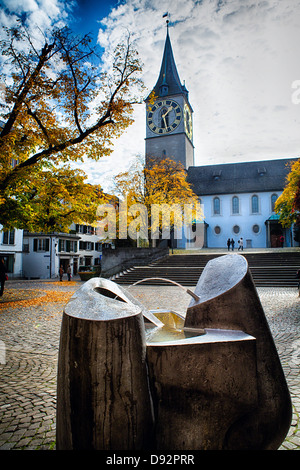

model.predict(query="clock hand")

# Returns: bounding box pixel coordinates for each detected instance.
[163,106,173,117]
[162,106,173,128]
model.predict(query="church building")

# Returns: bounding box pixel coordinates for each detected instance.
[145,24,298,249]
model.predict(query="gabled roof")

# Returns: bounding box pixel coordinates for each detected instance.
[187,158,298,196]
[146,28,187,100]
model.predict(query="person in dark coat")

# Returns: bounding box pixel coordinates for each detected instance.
[231,238,235,251]
[67,265,71,281]
[227,238,231,251]
[0,259,7,297]
[59,266,64,281]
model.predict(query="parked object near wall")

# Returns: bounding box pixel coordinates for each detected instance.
[56,255,292,450]
[77,265,101,281]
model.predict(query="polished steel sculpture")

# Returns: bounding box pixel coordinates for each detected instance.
[56,254,292,450]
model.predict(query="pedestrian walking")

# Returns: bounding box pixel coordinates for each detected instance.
[238,237,244,251]
[227,238,231,251]
[231,238,235,251]
[0,259,7,297]
[59,265,64,281]
[67,265,72,281]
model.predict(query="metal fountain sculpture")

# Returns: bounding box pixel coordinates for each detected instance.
[56,254,292,450]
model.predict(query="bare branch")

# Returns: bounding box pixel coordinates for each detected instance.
[24,103,52,145]
[0,41,55,140]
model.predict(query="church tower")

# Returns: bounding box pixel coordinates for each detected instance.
[145,24,194,169]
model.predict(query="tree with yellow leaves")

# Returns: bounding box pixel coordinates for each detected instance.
[275,158,300,241]
[113,156,200,244]
[0,24,144,232]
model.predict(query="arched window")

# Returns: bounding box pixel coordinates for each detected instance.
[271,193,278,212]
[251,195,259,214]
[213,197,220,215]
[232,196,239,214]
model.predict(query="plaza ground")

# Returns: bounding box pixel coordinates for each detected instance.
[0,275,299,450]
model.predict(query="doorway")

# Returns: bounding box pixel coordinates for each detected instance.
[59,258,70,274]
[270,224,284,247]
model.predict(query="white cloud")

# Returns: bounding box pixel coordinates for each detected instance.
[1,0,68,35]
[1,0,39,13]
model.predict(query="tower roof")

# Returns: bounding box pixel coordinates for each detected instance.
[147,28,188,100]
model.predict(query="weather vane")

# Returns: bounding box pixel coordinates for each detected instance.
[162,12,170,28]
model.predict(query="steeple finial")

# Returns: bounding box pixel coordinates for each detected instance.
[162,12,170,30]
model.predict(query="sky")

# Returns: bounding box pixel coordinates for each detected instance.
[1,0,300,192]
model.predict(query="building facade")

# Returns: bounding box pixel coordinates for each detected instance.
[22,224,106,279]
[0,227,23,278]
[72,223,103,272]
[22,231,80,279]
[187,160,297,249]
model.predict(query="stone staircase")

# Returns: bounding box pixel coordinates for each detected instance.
[114,250,300,287]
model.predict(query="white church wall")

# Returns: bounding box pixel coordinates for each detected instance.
[201,191,283,249]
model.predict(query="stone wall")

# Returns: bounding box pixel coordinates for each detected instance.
[101,246,169,278]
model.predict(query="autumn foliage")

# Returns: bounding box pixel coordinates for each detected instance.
[275,159,300,229]
[113,157,199,241]
[0,24,144,232]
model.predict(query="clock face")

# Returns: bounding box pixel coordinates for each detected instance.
[184,104,193,141]
[147,99,182,134]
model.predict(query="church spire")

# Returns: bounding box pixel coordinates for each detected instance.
[147,25,188,99]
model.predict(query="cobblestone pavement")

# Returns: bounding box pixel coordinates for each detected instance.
[0,279,299,450]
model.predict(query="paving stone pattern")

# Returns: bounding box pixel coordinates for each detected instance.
[0,280,299,450]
